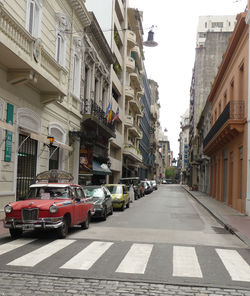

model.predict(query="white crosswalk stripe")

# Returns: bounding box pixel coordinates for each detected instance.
[173,246,203,278]
[0,239,250,283]
[60,241,113,270]
[7,239,75,267]
[0,239,36,256]
[116,243,153,274]
[216,249,250,282]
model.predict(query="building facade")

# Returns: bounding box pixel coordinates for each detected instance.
[0,0,91,217]
[203,12,248,214]
[179,109,190,185]
[189,16,236,190]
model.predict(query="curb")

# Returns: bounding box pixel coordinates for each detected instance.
[182,186,250,247]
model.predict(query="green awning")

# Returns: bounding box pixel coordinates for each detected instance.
[93,160,112,175]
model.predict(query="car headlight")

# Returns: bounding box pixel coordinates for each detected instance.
[49,204,58,214]
[95,204,103,209]
[4,204,13,214]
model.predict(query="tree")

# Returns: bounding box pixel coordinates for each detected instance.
[165,167,176,179]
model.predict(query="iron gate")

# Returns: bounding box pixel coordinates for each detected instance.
[16,134,37,200]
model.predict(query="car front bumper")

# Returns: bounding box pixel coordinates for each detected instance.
[112,199,124,208]
[4,217,64,230]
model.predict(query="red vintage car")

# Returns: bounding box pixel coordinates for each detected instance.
[4,170,94,239]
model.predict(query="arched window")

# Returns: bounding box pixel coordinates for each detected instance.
[26,0,42,38]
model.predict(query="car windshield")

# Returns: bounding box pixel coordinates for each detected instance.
[83,187,105,201]
[106,185,122,194]
[27,187,71,200]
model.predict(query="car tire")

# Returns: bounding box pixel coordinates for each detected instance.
[102,208,107,221]
[57,217,68,239]
[121,202,125,211]
[9,228,22,239]
[126,200,130,208]
[81,212,90,229]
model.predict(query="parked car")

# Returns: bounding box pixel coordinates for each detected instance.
[83,185,113,220]
[120,177,144,198]
[105,184,130,210]
[162,179,167,184]
[166,179,175,184]
[141,180,153,194]
[150,180,158,190]
[4,170,94,239]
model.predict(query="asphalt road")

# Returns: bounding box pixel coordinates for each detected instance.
[0,184,249,293]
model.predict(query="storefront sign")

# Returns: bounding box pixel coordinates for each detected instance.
[4,103,14,162]
[79,144,93,175]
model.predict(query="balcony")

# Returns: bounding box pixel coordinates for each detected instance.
[131,46,143,71]
[0,4,67,104]
[128,124,142,139]
[150,104,158,120]
[137,88,144,97]
[126,56,135,73]
[123,143,142,162]
[129,97,141,114]
[124,115,133,127]
[125,85,134,101]
[203,101,245,155]
[130,72,142,92]
[81,99,116,139]
[126,30,136,48]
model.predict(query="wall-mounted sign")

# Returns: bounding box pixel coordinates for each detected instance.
[4,103,14,162]
[79,144,93,175]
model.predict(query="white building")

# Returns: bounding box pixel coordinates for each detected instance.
[196,15,236,47]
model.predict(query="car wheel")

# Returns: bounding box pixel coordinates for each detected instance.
[102,208,107,221]
[121,202,125,211]
[9,229,23,239]
[126,199,130,208]
[57,217,68,239]
[81,212,90,229]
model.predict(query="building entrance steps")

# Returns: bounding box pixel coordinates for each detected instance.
[182,185,250,247]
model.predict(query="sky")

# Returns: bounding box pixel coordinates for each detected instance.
[129,0,247,159]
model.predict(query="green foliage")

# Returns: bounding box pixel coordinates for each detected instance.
[165,167,176,179]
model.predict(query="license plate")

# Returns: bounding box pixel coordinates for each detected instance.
[23,224,35,230]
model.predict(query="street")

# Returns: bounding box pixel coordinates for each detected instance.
[0,185,249,295]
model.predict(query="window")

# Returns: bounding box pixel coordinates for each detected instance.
[26,0,42,38]
[72,53,81,98]
[49,145,59,170]
[212,22,223,28]
[56,33,66,66]
[55,13,69,67]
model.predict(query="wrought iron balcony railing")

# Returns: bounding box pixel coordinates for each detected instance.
[81,99,115,133]
[203,101,244,148]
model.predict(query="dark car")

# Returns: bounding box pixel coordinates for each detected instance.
[141,181,153,194]
[83,185,113,220]
[120,177,144,199]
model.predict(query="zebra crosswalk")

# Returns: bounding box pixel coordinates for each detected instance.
[0,238,249,284]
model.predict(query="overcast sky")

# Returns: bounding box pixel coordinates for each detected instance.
[129,0,247,158]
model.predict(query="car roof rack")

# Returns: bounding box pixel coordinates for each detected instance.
[36,170,74,183]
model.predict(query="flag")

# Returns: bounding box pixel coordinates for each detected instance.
[105,103,111,116]
[112,107,119,123]
[106,103,112,123]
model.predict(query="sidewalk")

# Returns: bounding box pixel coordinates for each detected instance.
[0,219,8,236]
[182,185,250,247]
